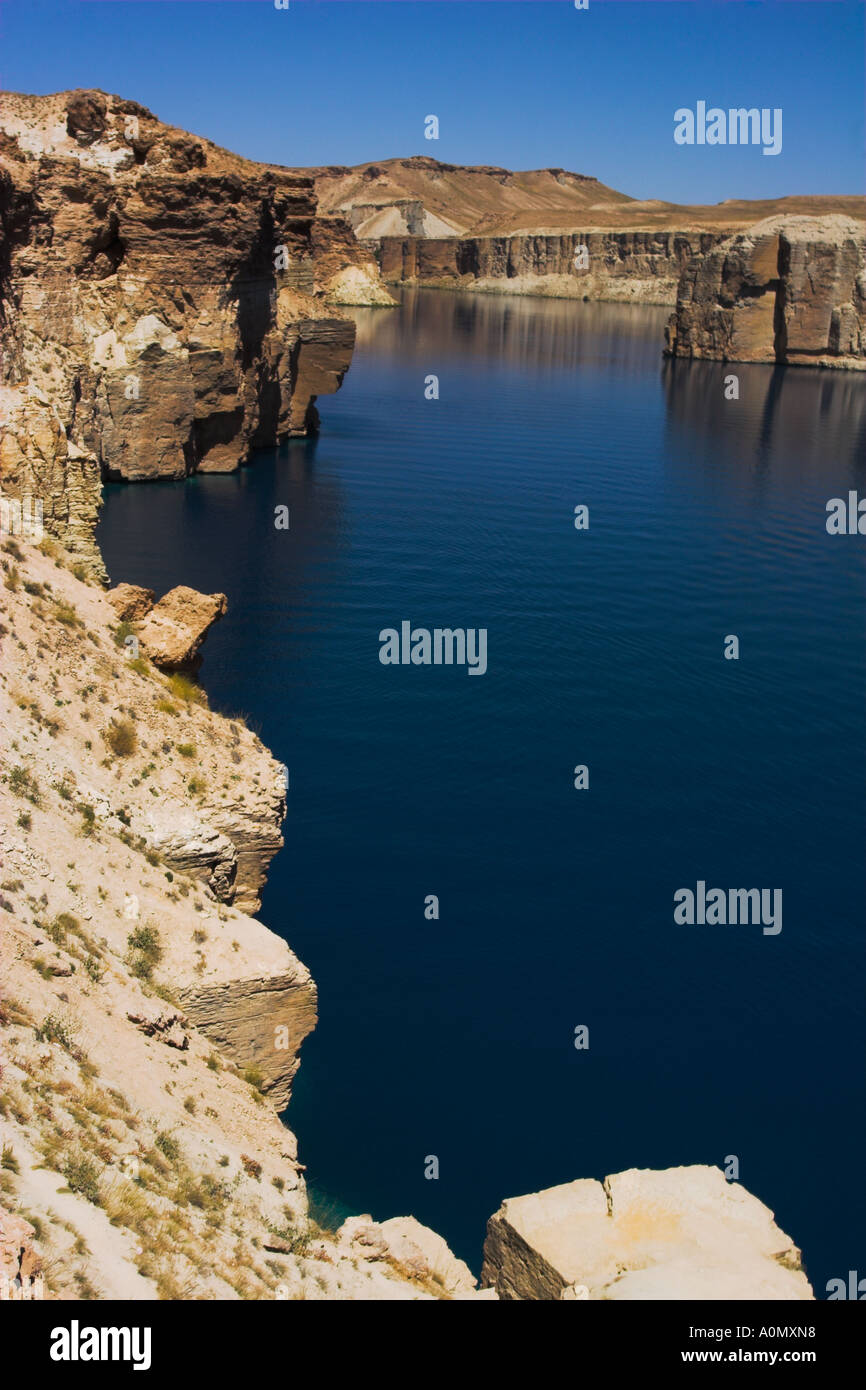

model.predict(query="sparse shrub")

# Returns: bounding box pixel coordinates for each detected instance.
[35,1013,75,1051]
[84,955,104,984]
[113,621,135,648]
[104,719,137,758]
[166,673,206,706]
[16,811,32,831]
[53,599,79,627]
[1,1143,19,1174]
[243,1066,265,1094]
[154,1130,180,1163]
[50,912,79,944]
[127,924,162,981]
[187,777,206,797]
[177,743,196,758]
[183,1096,196,1115]
[129,657,149,676]
[8,766,40,805]
[63,1151,101,1205]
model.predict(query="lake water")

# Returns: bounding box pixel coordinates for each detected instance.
[98,289,866,1291]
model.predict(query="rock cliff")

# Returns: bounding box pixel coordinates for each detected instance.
[482,1165,814,1301]
[0,90,391,579]
[0,533,484,1299]
[0,539,820,1299]
[310,155,861,311]
[665,214,866,368]
[377,229,720,305]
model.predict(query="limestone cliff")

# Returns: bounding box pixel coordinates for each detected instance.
[0,90,391,579]
[482,1166,814,1301]
[377,229,721,305]
[0,534,478,1299]
[310,154,861,311]
[664,214,866,368]
[0,538,819,1300]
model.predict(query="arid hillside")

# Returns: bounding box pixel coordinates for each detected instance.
[0,532,480,1301]
[308,154,863,237]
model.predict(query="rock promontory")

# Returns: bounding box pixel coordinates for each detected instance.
[482,1165,813,1300]
[665,215,866,368]
[0,90,392,578]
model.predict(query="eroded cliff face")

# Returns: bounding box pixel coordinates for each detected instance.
[0,90,389,578]
[377,229,723,305]
[664,214,866,368]
[0,535,484,1300]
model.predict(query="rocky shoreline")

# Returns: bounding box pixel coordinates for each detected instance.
[0,531,817,1302]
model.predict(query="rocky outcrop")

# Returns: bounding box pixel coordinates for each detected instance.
[175,955,318,1109]
[481,1165,813,1301]
[0,90,385,577]
[665,215,866,368]
[136,585,227,670]
[377,230,722,305]
[106,581,154,621]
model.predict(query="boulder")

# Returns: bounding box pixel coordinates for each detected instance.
[137,585,227,669]
[481,1165,814,1301]
[106,582,155,622]
[126,1004,189,1050]
[378,1216,477,1294]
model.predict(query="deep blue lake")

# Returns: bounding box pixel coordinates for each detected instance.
[98,289,866,1292]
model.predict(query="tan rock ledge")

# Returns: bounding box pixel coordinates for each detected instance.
[482,1165,813,1300]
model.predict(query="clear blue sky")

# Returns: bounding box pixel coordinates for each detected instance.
[1,1,863,202]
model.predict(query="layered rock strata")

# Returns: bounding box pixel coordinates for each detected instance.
[0,90,390,577]
[377,230,721,305]
[664,214,866,368]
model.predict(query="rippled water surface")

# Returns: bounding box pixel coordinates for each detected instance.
[99,290,866,1286]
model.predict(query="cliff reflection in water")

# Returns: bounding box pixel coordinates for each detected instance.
[663,358,866,499]
[349,287,670,374]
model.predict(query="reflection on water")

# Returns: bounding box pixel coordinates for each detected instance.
[663,358,866,496]
[350,288,670,373]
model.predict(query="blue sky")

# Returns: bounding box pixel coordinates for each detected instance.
[1,1,863,202]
